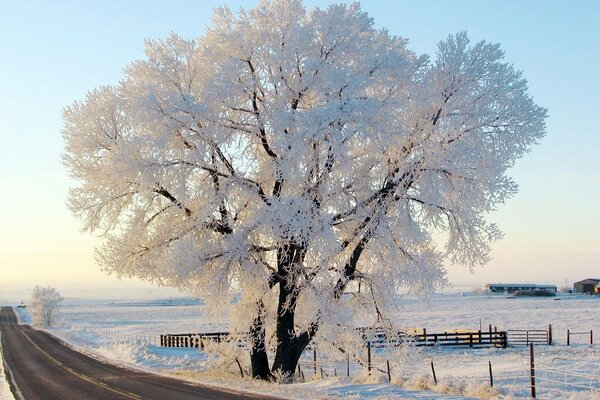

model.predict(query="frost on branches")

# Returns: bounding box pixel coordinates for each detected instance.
[30,286,63,327]
[62,0,546,380]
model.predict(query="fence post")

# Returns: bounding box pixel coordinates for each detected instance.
[347,353,350,377]
[548,324,552,345]
[529,343,536,398]
[567,329,570,346]
[387,360,391,383]
[488,360,493,387]
[591,330,594,345]
[469,333,473,348]
[430,361,437,384]
[367,341,372,372]
[313,347,317,374]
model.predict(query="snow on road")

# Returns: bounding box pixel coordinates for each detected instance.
[21,293,600,399]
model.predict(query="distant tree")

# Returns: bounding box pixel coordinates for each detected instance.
[30,286,63,327]
[62,0,546,380]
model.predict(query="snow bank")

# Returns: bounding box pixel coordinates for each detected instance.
[0,335,16,400]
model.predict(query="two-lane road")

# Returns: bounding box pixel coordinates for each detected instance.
[0,307,279,400]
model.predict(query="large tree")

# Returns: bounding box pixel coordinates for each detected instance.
[63,0,545,380]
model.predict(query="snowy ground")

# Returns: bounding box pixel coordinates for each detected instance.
[0,362,14,400]
[13,293,600,399]
[0,334,15,400]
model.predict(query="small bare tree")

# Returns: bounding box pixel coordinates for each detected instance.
[30,286,63,327]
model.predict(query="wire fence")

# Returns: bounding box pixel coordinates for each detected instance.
[80,325,600,398]
[294,334,600,398]
[83,326,162,347]
[501,363,600,398]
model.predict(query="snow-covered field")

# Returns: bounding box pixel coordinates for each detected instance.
[15,293,600,399]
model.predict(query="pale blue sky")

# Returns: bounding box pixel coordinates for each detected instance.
[0,0,598,300]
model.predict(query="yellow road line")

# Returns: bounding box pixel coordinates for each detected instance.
[21,330,142,400]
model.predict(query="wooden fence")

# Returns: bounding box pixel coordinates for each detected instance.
[507,326,552,346]
[160,332,229,349]
[361,328,508,349]
[160,329,507,349]
[160,326,562,350]
[566,329,593,346]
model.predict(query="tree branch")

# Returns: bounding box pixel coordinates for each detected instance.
[154,187,191,217]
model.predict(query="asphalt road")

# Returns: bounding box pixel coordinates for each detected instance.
[0,307,279,400]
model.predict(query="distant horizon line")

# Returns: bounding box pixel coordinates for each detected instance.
[0,278,585,303]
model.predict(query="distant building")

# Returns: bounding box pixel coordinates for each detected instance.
[573,279,600,294]
[483,283,557,294]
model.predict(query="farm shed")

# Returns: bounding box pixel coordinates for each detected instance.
[573,278,600,294]
[484,283,557,294]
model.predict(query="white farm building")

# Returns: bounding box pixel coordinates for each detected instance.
[483,283,557,294]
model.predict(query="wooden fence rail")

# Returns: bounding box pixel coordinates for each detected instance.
[507,329,550,346]
[160,332,229,349]
[567,329,593,346]
[160,327,560,350]
[160,330,508,349]
[363,330,508,349]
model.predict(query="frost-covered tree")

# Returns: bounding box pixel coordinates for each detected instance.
[63,0,546,380]
[30,286,63,327]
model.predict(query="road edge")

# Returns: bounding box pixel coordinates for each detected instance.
[38,328,287,400]
[0,330,24,400]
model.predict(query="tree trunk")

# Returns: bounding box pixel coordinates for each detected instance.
[249,302,271,380]
[272,337,305,381]
[270,243,312,380]
[250,243,318,381]
[271,294,304,380]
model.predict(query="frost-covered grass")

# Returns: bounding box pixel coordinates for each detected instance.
[29,293,600,399]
